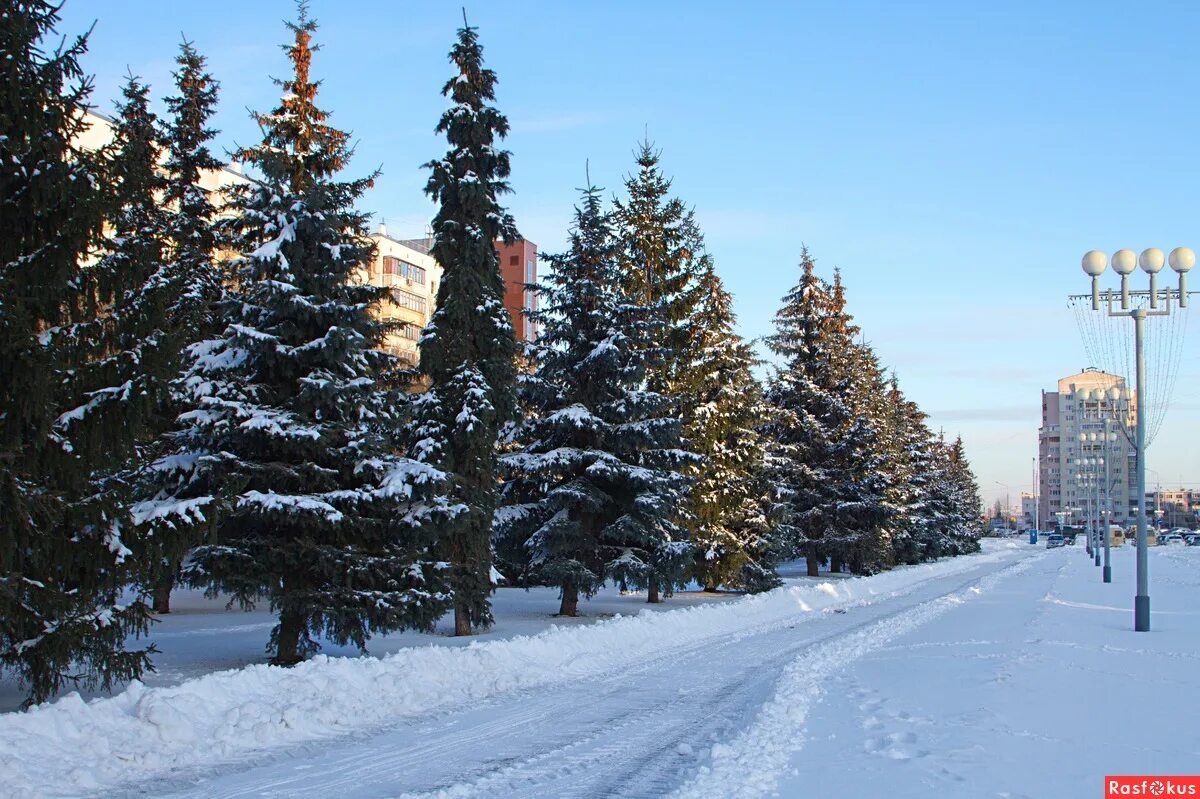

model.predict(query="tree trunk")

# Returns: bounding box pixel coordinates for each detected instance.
[558,579,579,616]
[618,576,629,595]
[703,579,719,593]
[454,602,472,636]
[806,544,820,577]
[830,555,843,575]
[271,607,305,666]
[152,572,173,614]
[647,579,661,604]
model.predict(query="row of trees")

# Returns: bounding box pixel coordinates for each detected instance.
[0,1,982,707]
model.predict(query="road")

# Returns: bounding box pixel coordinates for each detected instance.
[118,547,1039,799]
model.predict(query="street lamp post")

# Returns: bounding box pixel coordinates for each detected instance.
[1078,246,1195,632]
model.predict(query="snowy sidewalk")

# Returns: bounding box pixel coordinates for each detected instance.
[750,542,1200,799]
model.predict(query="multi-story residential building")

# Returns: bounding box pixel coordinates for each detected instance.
[1020,492,1037,529]
[78,111,534,374]
[399,236,539,343]
[1145,489,1198,528]
[369,227,442,367]
[1038,368,1138,528]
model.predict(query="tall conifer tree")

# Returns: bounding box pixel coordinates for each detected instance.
[140,39,225,614]
[0,3,176,704]
[612,142,704,601]
[686,266,780,592]
[763,248,887,576]
[496,183,693,615]
[412,14,519,634]
[169,7,455,665]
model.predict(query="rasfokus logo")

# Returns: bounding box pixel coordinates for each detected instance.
[1106,777,1200,797]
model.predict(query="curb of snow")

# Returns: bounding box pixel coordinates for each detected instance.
[0,543,1029,798]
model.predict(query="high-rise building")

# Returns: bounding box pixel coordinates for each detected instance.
[1038,368,1138,528]
[401,236,539,343]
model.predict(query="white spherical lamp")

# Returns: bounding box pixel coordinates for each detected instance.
[1140,247,1165,274]
[1082,250,1108,276]
[1169,247,1195,274]
[1111,249,1138,275]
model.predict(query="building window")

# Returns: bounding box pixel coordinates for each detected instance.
[510,254,519,266]
[399,322,422,341]
[525,259,534,283]
[391,288,427,314]
[382,256,426,284]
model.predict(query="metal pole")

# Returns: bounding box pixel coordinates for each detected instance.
[1103,416,1112,583]
[1134,309,1150,631]
[1094,445,1102,567]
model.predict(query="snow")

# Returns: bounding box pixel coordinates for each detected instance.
[2,541,1197,798]
[0,543,1019,797]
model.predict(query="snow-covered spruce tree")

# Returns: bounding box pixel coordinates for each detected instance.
[944,436,984,554]
[411,15,519,634]
[495,183,694,616]
[763,248,888,577]
[0,4,172,705]
[883,377,933,566]
[141,38,226,614]
[685,265,780,592]
[174,8,455,666]
[612,141,706,601]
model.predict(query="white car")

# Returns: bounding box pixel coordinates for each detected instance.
[1159,533,1185,546]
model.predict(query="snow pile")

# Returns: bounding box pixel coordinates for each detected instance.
[0,544,1028,798]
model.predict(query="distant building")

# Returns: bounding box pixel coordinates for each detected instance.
[1145,489,1198,528]
[1038,368,1138,528]
[401,236,539,343]
[1020,492,1037,528]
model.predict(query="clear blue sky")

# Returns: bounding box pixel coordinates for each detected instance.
[62,0,1200,507]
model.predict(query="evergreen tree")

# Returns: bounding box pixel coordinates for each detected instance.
[496,182,693,615]
[141,38,225,614]
[685,266,780,592]
[0,3,172,704]
[412,14,519,634]
[171,8,455,665]
[944,436,985,554]
[763,248,888,576]
[883,377,933,565]
[612,141,705,601]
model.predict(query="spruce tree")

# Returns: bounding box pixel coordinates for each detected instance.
[944,436,984,554]
[496,183,693,615]
[612,141,705,601]
[685,266,780,592]
[172,8,454,665]
[140,38,225,614]
[0,3,173,705]
[412,14,519,634]
[763,248,888,577]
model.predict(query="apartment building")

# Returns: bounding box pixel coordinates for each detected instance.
[78,111,533,373]
[398,236,539,343]
[1038,368,1138,528]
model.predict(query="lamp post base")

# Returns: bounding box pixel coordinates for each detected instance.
[1135,594,1150,632]
[1095,550,1101,567]
[1103,565,1112,583]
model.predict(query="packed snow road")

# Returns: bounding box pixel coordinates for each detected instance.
[102,545,1036,799]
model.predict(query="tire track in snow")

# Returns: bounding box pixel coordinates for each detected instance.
[668,553,1040,799]
[360,553,1038,799]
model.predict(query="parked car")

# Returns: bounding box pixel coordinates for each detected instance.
[1159,533,1185,546]
[1187,536,1200,547]
[1045,534,1065,549]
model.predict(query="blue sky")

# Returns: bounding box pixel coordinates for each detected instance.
[62,0,1200,507]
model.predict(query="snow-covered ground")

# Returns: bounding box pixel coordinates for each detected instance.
[2,539,1197,798]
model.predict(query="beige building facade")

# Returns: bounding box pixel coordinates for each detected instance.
[1038,368,1138,528]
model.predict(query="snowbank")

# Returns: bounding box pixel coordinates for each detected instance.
[0,543,1028,798]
